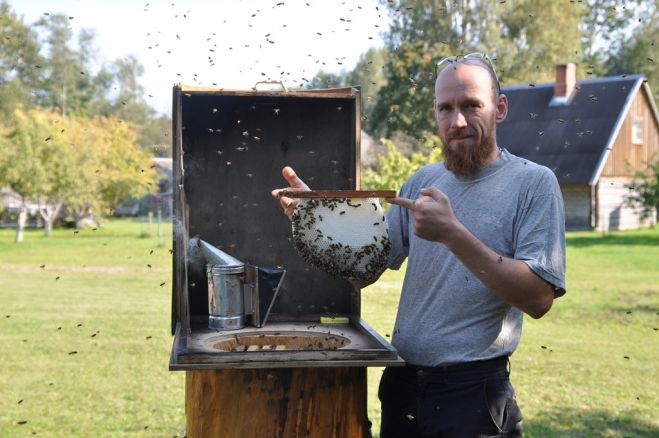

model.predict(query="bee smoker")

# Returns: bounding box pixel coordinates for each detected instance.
[198,239,286,330]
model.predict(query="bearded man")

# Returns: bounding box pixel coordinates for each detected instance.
[273,53,566,437]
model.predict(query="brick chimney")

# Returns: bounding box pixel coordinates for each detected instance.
[554,64,576,98]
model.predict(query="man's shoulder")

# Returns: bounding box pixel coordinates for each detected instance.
[504,151,558,182]
[395,162,445,198]
[404,162,446,187]
[501,151,561,200]
[417,161,446,176]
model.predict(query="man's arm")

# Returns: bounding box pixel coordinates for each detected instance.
[387,187,555,319]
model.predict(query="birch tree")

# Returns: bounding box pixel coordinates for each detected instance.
[0,108,68,240]
[0,108,158,239]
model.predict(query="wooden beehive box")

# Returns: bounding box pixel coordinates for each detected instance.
[170,84,403,370]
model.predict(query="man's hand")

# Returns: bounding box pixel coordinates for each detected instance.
[271,166,310,219]
[387,187,461,244]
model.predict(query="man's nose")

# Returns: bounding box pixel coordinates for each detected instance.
[450,110,467,129]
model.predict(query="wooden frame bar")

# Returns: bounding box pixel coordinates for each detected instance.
[276,190,396,198]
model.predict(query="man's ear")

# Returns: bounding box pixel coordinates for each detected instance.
[495,93,508,123]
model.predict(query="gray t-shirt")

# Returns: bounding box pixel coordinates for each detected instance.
[386,148,566,366]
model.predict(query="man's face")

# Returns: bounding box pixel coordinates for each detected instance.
[434,62,507,175]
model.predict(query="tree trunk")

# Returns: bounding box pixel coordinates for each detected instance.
[74,205,100,229]
[15,203,27,243]
[39,201,63,237]
[185,368,368,438]
[73,205,88,229]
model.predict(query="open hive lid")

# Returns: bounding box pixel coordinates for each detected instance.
[170,84,403,369]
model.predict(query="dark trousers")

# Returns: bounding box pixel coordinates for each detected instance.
[378,356,523,438]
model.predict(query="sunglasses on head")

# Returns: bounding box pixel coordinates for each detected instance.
[434,52,501,95]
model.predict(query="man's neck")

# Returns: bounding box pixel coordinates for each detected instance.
[482,143,502,167]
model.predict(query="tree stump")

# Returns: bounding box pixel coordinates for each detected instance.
[185,367,368,438]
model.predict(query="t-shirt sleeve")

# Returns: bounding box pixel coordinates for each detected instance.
[386,182,411,270]
[513,169,567,297]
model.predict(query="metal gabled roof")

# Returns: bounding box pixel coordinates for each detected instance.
[497,75,647,185]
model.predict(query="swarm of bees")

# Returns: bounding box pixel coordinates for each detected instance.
[291,197,390,281]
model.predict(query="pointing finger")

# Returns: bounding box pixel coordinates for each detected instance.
[386,196,417,211]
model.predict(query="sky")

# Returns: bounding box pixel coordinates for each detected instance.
[9,0,391,116]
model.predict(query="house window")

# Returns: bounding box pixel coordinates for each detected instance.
[631,118,643,144]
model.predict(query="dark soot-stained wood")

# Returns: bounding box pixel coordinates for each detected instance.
[180,91,361,321]
[185,368,367,438]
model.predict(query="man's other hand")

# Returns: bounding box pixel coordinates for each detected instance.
[386,187,460,243]
[271,166,310,219]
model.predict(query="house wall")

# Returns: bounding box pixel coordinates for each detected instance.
[560,178,656,232]
[595,85,658,230]
[560,184,591,231]
[595,177,656,231]
[601,86,659,177]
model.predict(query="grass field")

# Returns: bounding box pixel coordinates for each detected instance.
[0,220,184,437]
[364,228,659,437]
[1,220,658,437]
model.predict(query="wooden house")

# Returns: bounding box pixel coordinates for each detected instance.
[498,64,659,230]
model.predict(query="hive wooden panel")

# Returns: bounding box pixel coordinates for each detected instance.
[185,367,368,438]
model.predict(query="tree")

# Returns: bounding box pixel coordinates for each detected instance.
[0,108,70,240]
[29,11,168,151]
[581,0,646,63]
[94,116,159,211]
[625,156,659,224]
[104,55,164,150]
[307,48,388,135]
[0,1,43,117]
[140,115,173,158]
[493,0,584,84]
[367,39,438,141]
[55,114,158,227]
[342,48,389,131]
[604,4,659,98]
[0,107,159,238]
[306,71,345,89]
[362,135,443,193]
[32,14,106,116]
[368,0,585,140]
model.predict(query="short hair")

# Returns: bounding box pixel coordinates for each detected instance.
[435,57,501,98]
[460,58,501,97]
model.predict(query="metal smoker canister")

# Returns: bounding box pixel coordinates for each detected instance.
[207,264,245,330]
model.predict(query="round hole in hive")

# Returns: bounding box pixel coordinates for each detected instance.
[209,332,350,352]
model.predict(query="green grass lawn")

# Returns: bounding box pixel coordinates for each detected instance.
[0,220,184,437]
[363,228,659,437]
[1,221,658,437]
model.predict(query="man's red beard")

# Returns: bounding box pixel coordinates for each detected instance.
[441,131,494,176]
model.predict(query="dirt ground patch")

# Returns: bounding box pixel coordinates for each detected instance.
[0,263,169,274]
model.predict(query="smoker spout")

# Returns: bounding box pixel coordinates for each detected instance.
[198,239,244,267]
